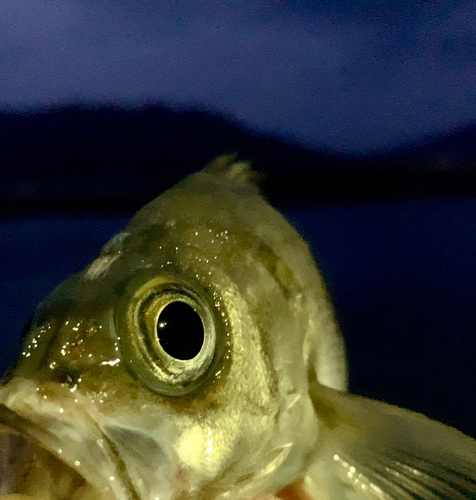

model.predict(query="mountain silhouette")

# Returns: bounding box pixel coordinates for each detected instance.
[1,104,475,216]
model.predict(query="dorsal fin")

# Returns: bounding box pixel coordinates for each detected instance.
[204,154,263,190]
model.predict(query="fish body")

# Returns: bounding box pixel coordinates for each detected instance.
[0,155,475,500]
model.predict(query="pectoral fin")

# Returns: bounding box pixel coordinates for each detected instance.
[307,383,476,500]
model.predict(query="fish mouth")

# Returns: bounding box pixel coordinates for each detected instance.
[0,422,93,500]
[0,403,127,500]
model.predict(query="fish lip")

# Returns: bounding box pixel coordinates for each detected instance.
[0,402,137,500]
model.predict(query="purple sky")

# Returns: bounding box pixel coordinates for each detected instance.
[1,1,475,154]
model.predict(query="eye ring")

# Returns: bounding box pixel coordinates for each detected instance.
[116,274,224,396]
[140,287,216,380]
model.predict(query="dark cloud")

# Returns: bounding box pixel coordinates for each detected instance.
[0,0,475,153]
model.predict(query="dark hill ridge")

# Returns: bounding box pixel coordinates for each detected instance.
[0,104,475,216]
[375,120,476,172]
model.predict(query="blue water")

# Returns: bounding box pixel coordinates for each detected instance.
[0,216,130,374]
[1,199,475,436]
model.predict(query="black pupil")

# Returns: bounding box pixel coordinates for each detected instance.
[156,302,204,360]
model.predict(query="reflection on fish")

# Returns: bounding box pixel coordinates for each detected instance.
[0,155,475,500]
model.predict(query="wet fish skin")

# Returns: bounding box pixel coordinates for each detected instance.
[0,155,346,500]
[0,155,475,500]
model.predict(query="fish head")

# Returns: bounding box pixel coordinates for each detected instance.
[0,157,347,500]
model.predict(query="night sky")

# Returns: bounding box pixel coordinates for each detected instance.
[1,0,475,154]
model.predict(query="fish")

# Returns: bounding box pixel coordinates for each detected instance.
[0,154,475,500]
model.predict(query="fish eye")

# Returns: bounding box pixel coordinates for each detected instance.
[116,275,225,396]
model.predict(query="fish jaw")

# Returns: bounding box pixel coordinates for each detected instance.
[0,377,181,500]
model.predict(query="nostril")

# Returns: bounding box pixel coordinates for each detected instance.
[49,366,81,387]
